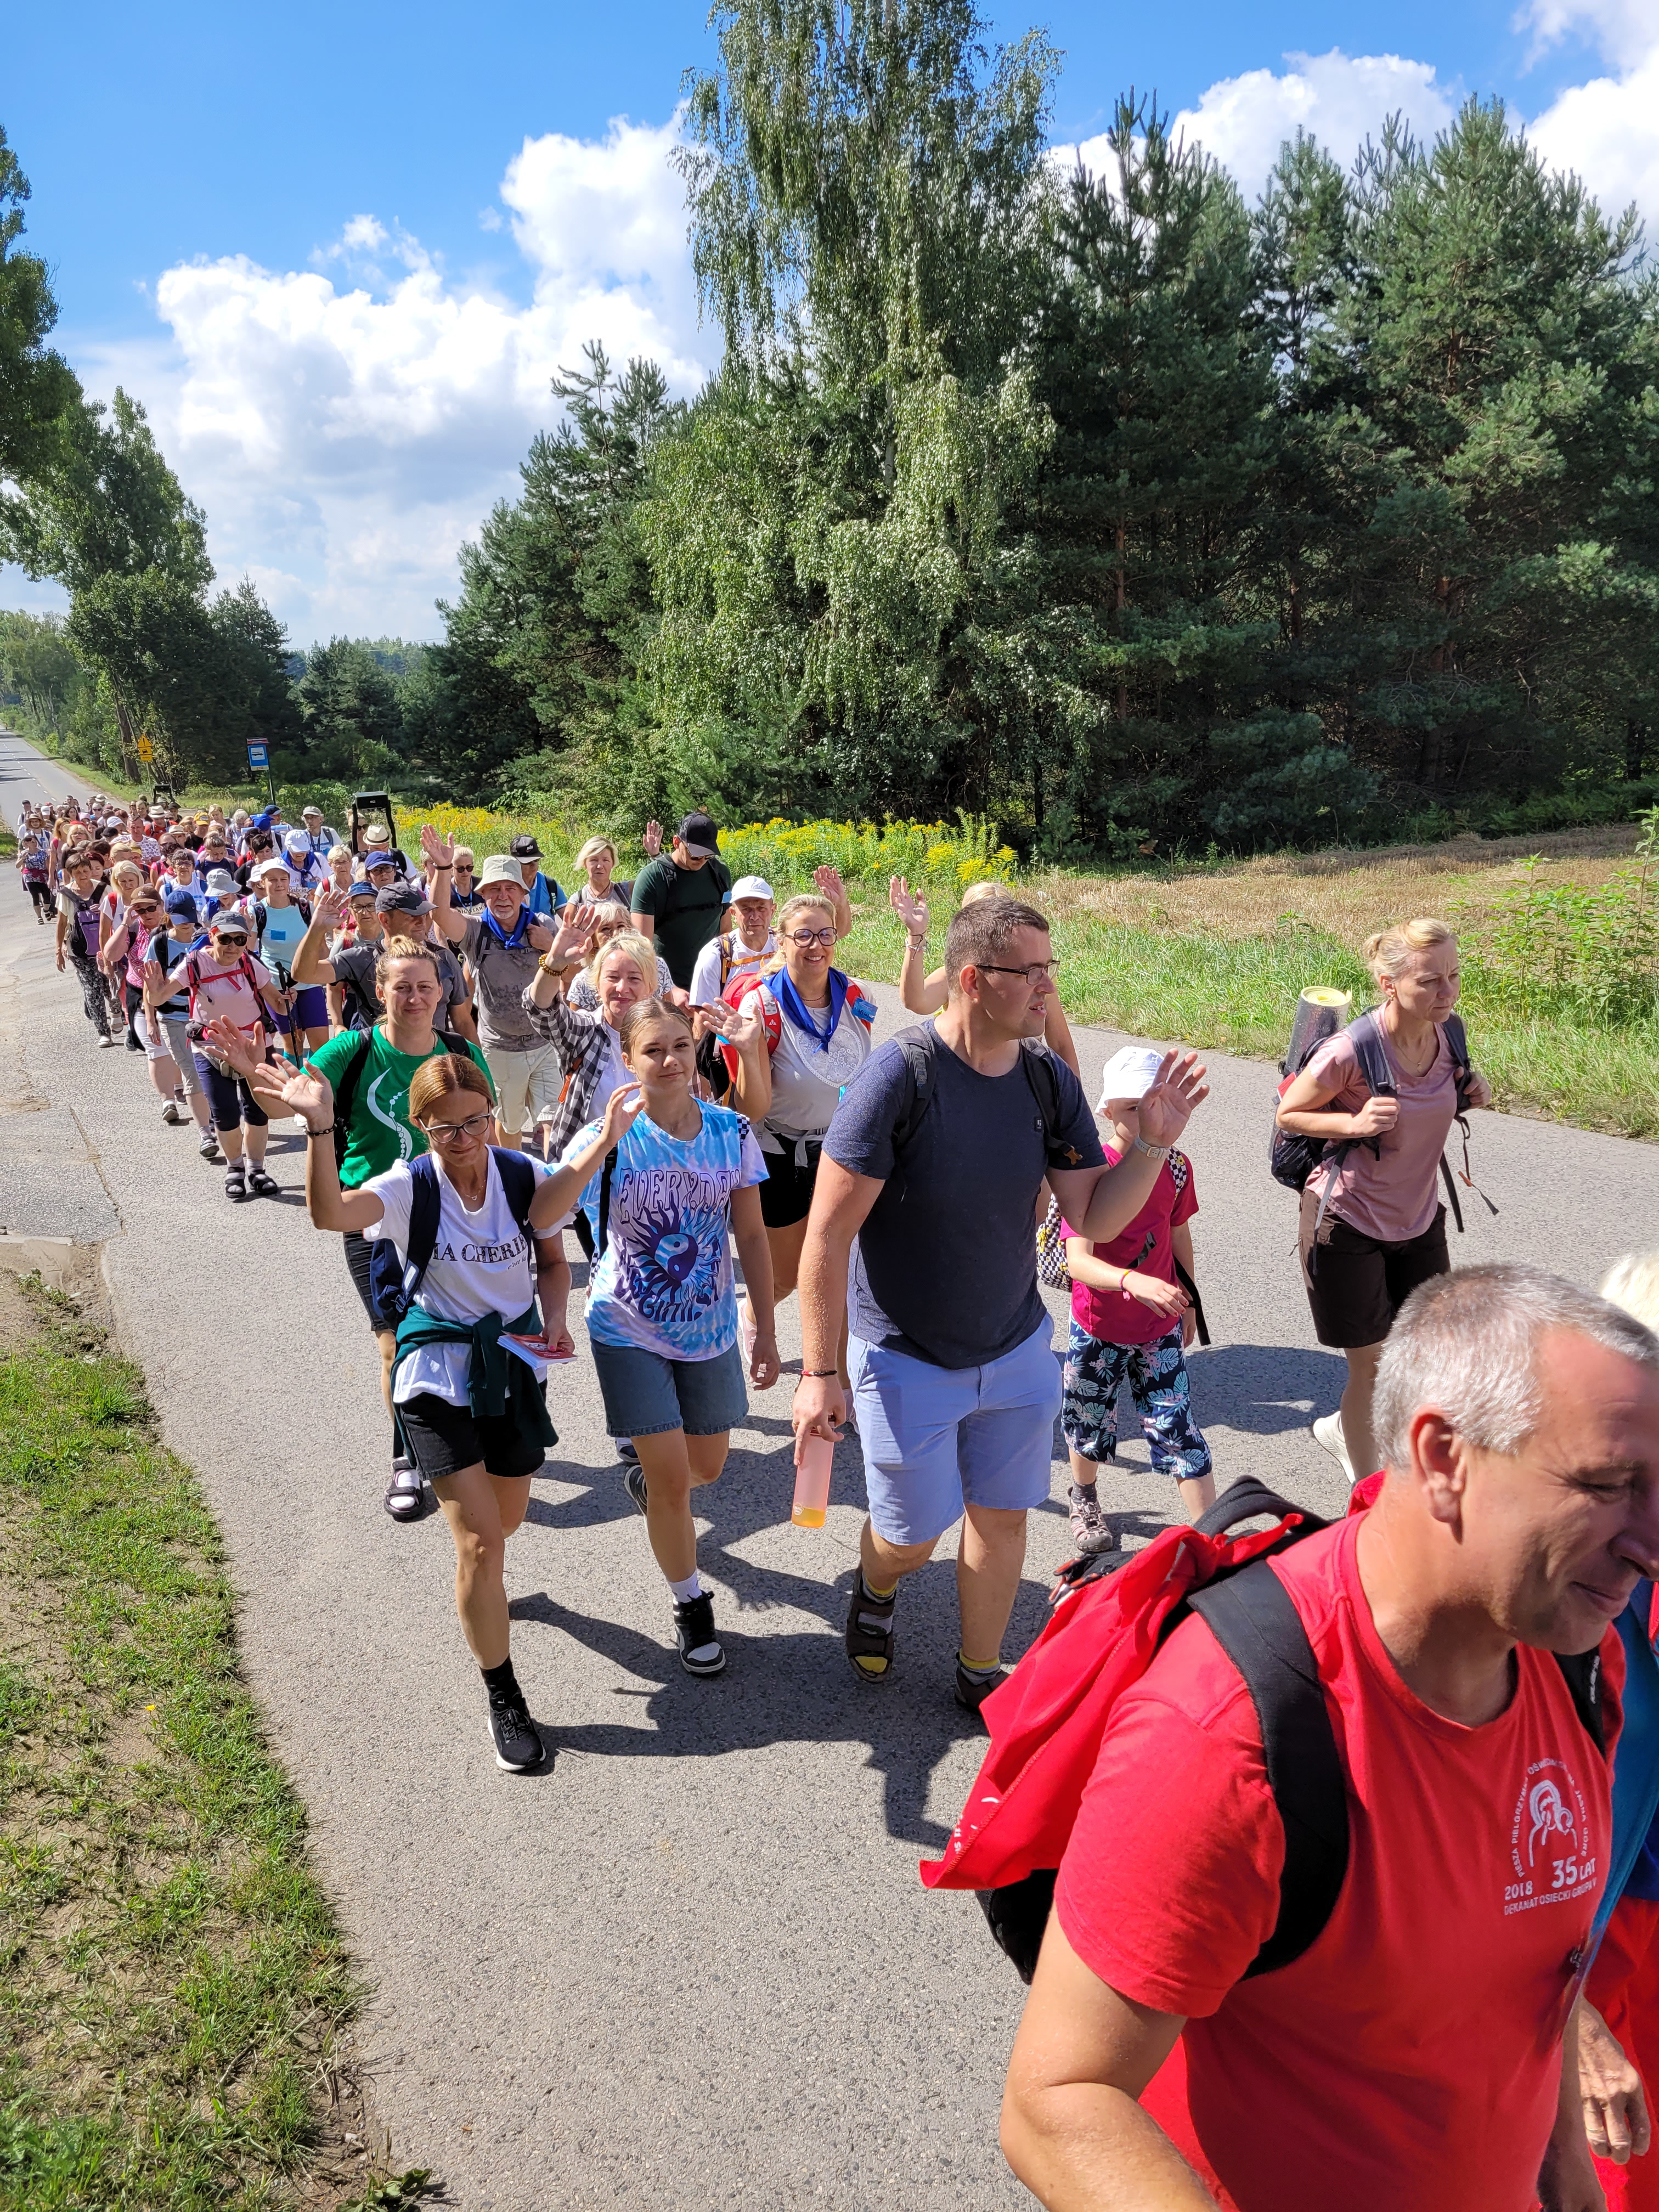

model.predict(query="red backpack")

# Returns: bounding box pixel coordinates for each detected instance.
[922,1476,1604,1982]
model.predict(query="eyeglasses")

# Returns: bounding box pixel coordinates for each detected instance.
[212,935,248,947]
[420,1111,493,1143]
[978,961,1059,987]
[785,927,836,946]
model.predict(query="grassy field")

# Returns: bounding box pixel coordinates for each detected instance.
[25,761,1655,1136]
[0,1269,430,2211]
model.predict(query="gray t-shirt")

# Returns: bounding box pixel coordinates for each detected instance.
[824,1026,1104,1369]
[458,916,543,1051]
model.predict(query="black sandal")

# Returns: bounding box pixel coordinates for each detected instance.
[247,1166,279,1197]
[844,1573,897,1683]
[225,1164,250,1202]
[383,1460,432,1523]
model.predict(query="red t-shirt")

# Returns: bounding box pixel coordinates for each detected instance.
[1055,1515,1621,2212]
[1062,1146,1198,1347]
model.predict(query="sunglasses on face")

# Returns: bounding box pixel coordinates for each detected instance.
[212,933,248,947]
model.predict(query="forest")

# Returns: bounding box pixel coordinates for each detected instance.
[4,0,1658,860]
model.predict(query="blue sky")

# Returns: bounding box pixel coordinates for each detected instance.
[5,0,1655,640]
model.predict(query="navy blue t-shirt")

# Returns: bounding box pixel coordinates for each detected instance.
[825,1025,1103,1369]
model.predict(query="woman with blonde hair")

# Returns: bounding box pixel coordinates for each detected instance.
[720,890,877,1366]
[1276,916,1492,1483]
[574,834,631,910]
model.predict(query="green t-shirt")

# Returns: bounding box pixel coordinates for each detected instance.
[309,1027,495,1189]
[629,854,731,988]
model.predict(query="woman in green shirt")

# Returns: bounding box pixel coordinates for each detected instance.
[208,934,495,1522]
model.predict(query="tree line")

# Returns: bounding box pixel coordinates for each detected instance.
[5,0,1659,857]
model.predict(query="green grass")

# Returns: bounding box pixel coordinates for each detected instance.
[0,1279,431,2210]
[834,906,1659,1138]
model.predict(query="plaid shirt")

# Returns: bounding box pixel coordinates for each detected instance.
[517,983,615,1158]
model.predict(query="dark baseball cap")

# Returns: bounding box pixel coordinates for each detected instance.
[509,832,541,860]
[676,812,720,858]
[376,883,431,917]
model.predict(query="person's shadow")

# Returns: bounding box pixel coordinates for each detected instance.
[512,1426,1064,1849]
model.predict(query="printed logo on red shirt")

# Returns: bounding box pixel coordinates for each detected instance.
[1505,1757,1596,1913]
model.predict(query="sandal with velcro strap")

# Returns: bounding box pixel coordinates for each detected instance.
[844,1573,898,1683]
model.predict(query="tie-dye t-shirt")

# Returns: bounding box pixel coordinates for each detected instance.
[561,1102,769,1361]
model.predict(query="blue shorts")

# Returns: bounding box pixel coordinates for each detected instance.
[274,985,329,1032]
[848,1323,1061,1548]
[589,1338,748,1439]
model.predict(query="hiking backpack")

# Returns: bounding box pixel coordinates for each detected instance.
[922,1475,1606,1984]
[368,1147,539,1330]
[1270,1009,1496,1254]
[888,1024,1080,1169]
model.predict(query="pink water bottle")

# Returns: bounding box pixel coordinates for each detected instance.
[792,1435,834,1528]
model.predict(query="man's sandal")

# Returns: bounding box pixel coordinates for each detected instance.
[844,1573,896,1683]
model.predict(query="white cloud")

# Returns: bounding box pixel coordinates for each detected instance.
[1519,0,1659,230]
[54,112,708,642]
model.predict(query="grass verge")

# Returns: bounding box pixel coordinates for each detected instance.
[0,1269,431,2210]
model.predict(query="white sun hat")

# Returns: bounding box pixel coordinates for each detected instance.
[1096,1045,1166,1109]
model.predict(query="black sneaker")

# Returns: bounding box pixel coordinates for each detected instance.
[673,1591,726,1676]
[623,1462,648,1516]
[487,1691,546,1772]
[617,1438,639,1463]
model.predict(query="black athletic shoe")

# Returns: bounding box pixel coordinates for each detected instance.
[623,1462,648,1516]
[487,1691,546,1772]
[673,1592,726,1676]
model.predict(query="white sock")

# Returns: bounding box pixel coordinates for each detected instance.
[669,1571,702,1604]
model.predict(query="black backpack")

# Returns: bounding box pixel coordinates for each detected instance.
[367,1147,539,1330]
[976,1477,1607,1984]
[1270,1009,1496,1254]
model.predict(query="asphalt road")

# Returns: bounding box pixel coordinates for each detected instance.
[7,726,1659,2210]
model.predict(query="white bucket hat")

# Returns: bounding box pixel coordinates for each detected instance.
[1096,1045,1166,1110]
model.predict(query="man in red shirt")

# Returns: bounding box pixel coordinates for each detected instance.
[1001,1262,1659,2212]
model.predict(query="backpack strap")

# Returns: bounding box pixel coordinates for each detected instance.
[329,1030,375,1166]
[1189,1558,1350,1977]
[1020,1045,1088,1170]
[396,1154,444,1309]
[594,1146,619,1260]
[492,1146,539,1237]
[1553,1645,1607,1760]
[889,1024,939,1156]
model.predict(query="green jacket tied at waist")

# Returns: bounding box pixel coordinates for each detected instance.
[392,1302,557,1447]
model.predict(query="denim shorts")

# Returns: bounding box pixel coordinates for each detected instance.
[848,1321,1062,1548]
[589,1338,748,1439]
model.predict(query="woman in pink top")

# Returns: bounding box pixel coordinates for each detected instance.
[1276,918,1491,1485]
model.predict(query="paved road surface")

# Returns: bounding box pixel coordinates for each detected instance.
[6,727,1659,2209]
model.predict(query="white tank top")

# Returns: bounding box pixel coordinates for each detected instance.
[763,981,872,1153]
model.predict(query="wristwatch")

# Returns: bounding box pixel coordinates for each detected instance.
[1133,1135,1172,1163]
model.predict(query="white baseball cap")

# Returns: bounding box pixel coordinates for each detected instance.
[730,875,774,902]
[1096,1046,1166,1109]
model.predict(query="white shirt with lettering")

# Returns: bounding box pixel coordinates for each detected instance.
[364,1152,552,1406]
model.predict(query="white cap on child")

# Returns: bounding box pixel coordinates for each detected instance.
[1096,1046,1166,1111]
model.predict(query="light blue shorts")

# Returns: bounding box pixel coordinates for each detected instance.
[848,1323,1062,1548]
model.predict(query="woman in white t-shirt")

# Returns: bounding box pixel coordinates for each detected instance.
[267,1048,639,1774]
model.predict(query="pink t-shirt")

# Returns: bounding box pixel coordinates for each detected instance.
[1303,1025,1457,1242]
[1063,1147,1198,1348]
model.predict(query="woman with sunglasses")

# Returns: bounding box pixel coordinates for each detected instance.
[254,1049,629,1771]
[103,887,197,1123]
[147,907,285,1200]
[720,891,877,1369]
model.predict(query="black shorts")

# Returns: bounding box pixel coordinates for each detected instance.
[758,1139,822,1229]
[343,1229,383,1334]
[1299,1190,1449,1349]
[397,1391,548,1483]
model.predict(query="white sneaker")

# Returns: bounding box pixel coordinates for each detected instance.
[1312,1412,1356,1485]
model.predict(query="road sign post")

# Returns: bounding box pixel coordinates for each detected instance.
[246,742,276,811]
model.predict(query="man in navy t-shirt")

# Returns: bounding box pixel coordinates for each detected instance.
[792,897,1207,1714]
